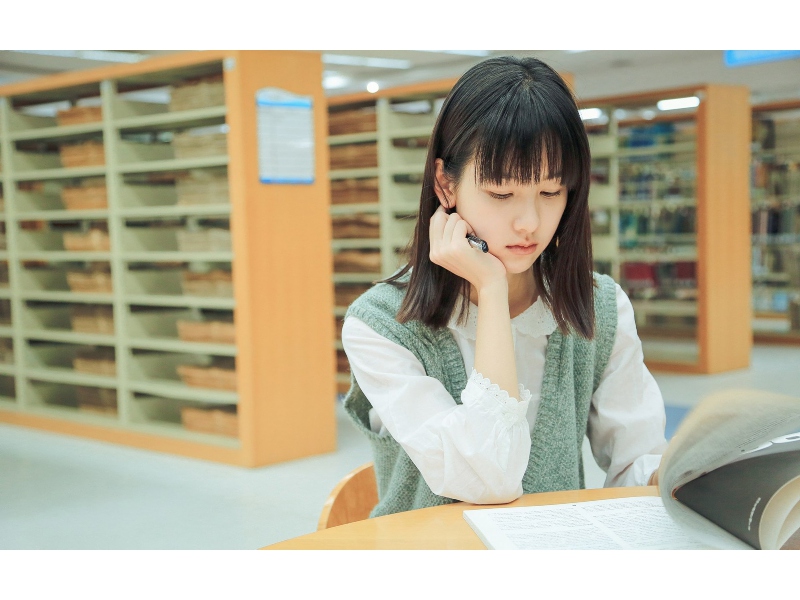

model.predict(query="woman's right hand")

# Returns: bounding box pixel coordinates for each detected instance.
[429,205,508,293]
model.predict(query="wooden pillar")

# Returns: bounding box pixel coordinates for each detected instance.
[225,51,336,465]
[696,84,752,373]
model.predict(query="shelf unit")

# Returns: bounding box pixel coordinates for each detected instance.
[326,79,456,394]
[326,75,576,392]
[750,100,800,344]
[0,51,336,466]
[580,85,751,373]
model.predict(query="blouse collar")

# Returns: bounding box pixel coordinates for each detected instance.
[448,295,558,340]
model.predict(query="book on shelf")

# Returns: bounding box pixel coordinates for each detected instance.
[464,389,800,550]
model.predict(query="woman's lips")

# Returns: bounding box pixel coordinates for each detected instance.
[506,243,538,255]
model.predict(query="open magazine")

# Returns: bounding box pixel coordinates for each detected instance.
[463,389,800,550]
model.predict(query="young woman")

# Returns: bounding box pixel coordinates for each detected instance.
[341,56,667,518]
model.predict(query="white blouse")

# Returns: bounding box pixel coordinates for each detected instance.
[341,282,668,505]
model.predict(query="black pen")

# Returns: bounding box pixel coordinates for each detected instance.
[466,234,488,253]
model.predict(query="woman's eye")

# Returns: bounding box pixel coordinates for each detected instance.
[488,192,512,200]
[541,190,563,198]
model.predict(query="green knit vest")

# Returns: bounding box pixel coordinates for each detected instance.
[343,272,618,518]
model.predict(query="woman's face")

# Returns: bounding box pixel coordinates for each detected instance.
[436,158,568,275]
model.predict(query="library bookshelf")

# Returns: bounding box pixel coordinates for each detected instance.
[326,74,575,393]
[750,99,800,345]
[579,85,752,374]
[0,51,336,466]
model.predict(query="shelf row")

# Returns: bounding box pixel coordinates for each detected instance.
[1,155,228,182]
[0,334,236,397]
[3,105,227,140]
[0,372,239,448]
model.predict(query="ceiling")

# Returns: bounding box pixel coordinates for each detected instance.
[1,50,799,106]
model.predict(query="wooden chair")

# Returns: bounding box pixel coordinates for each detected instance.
[317,462,378,530]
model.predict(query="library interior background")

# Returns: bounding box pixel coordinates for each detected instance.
[0,49,799,549]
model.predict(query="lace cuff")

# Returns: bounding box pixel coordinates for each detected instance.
[461,369,531,428]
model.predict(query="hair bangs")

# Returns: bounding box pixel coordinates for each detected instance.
[471,88,582,192]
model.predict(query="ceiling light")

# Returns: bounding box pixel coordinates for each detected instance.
[579,108,602,121]
[613,109,627,120]
[322,54,411,69]
[366,82,380,94]
[14,50,146,63]
[657,96,700,111]
[418,50,491,57]
[323,73,349,90]
[642,110,656,120]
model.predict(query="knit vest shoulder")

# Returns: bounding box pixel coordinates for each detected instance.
[343,272,618,518]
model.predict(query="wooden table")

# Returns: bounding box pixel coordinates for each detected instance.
[264,486,658,550]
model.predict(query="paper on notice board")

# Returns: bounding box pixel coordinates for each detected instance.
[256,87,315,184]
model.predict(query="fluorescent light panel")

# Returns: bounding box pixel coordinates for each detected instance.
[322,72,349,90]
[322,54,411,69]
[15,50,145,63]
[579,107,603,120]
[657,96,700,111]
[419,50,491,57]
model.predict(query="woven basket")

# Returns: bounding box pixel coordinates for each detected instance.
[181,270,233,297]
[67,269,113,293]
[176,176,229,206]
[333,249,381,273]
[176,228,232,252]
[61,183,108,210]
[176,320,236,345]
[181,405,238,437]
[331,214,380,239]
[76,385,117,415]
[169,75,225,112]
[71,305,114,334]
[173,131,228,159]
[330,178,379,205]
[328,107,377,136]
[334,283,371,307]
[56,106,103,126]
[334,316,344,340]
[63,229,110,252]
[177,362,237,391]
[0,338,13,364]
[330,143,378,170]
[60,141,105,168]
[73,347,116,376]
[336,349,350,374]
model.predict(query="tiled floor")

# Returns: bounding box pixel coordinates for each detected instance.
[1,344,798,549]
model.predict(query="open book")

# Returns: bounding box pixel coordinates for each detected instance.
[464,389,800,550]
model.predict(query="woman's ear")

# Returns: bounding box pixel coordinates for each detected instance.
[433,158,456,210]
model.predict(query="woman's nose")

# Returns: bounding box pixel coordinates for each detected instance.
[514,199,540,233]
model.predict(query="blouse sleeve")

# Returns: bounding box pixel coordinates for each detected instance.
[587,283,669,487]
[342,315,532,504]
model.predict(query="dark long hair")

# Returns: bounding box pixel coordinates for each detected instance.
[384,56,595,339]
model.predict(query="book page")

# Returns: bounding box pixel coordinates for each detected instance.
[463,497,712,550]
[762,475,800,549]
[658,389,800,549]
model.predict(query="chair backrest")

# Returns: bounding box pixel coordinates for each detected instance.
[317,462,378,530]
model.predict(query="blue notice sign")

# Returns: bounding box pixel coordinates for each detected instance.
[255,87,315,185]
[724,50,800,67]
